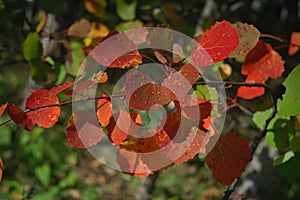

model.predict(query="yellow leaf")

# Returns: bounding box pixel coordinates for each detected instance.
[84,22,109,46]
[85,0,107,17]
[35,10,47,33]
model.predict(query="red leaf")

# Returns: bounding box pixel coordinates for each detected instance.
[25,89,60,128]
[242,40,285,81]
[116,149,153,177]
[93,30,143,69]
[288,32,300,56]
[107,117,129,145]
[129,83,171,110]
[238,40,285,99]
[97,98,112,126]
[206,132,252,185]
[0,103,8,117]
[7,104,34,131]
[49,82,74,95]
[107,110,141,145]
[162,64,199,100]
[191,21,239,66]
[179,63,200,85]
[173,127,208,164]
[66,111,104,148]
[174,97,212,128]
[0,158,3,182]
[124,69,153,99]
[237,76,265,99]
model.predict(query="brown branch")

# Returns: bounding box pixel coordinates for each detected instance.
[221,85,277,200]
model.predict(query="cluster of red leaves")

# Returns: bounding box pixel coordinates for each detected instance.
[0,20,263,185]
[237,40,285,99]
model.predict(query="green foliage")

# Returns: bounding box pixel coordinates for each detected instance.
[116,0,137,21]
[252,108,272,130]
[279,65,300,116]
[23,33,42,61]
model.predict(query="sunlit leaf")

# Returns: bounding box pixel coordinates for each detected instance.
[191,21,239,66]
[288,32,300,56]
[96,98,112,126]
[279,65,300,116]
[129,83,171,110]
[49,82,74,95]
[25,89,60,128]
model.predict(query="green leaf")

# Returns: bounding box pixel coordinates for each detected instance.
[278,153,300,179]
[30,58,56,85]
[55,64,67,85]
[266,118,295,150]
[116,0,137,21]
[230,22,260,58]
[23,33,42,61]
[65,41,85,76]
[290,135,300,152]
[34,164,51,187]
[279,65,300,116]
[273,150,295,166]
[252,108,272,130]
[115,20,143,32]
[58,171,76,188]
[193,85,218,101]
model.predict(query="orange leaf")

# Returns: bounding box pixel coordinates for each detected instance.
[191,21,239,66]
[25,89,60,128]
[288,32,300,56]
[7,104,34,131]
[0,103,8,117]
[66,111,104,148]
[49,82,74,95]
[107,110,141,145]
[206,132,252,185]
[97,98,112,126]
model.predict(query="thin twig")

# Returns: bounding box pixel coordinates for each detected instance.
[0,96,111,127]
